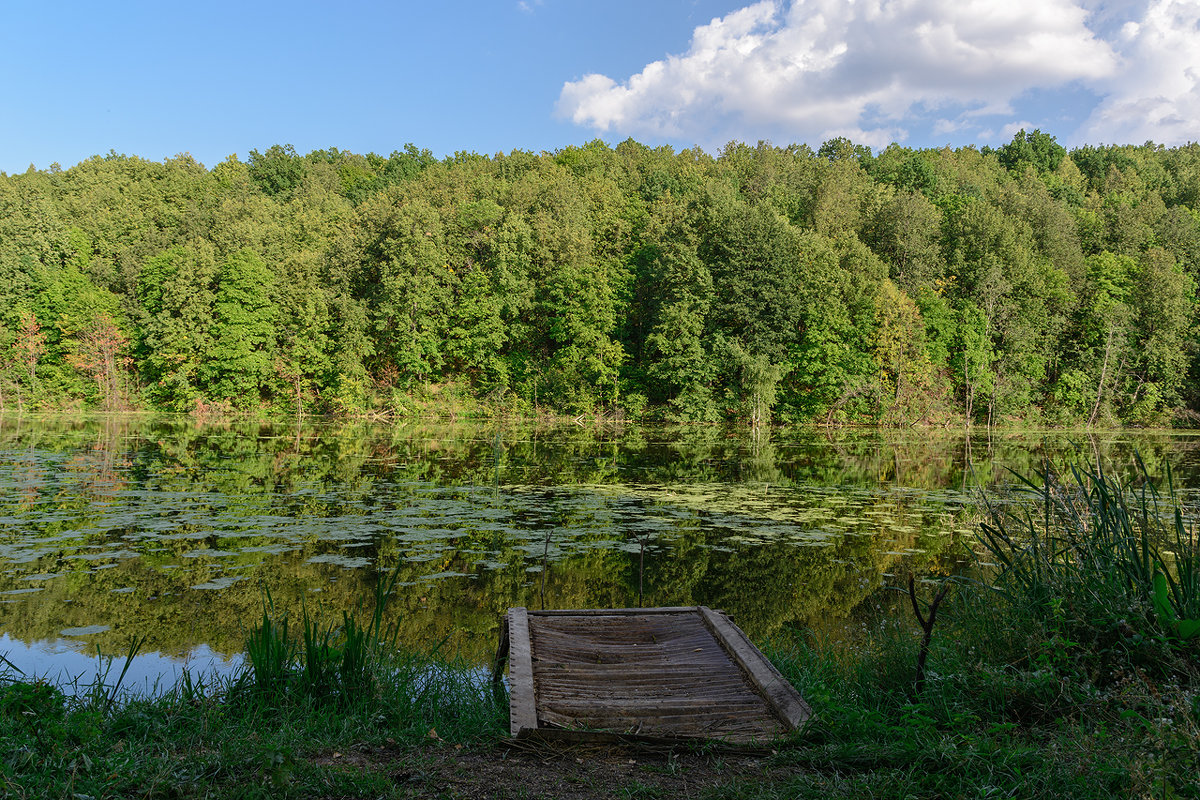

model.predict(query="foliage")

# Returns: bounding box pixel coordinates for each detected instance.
[2,136,1200,424]
[740,456,1200,799]
[997,128,1067,175]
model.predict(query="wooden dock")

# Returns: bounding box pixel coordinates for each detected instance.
[493,607,811,743]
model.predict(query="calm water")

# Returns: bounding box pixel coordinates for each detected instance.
[2,415,1198,690]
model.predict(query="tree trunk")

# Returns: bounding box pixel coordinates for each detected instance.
[1090,324,1115,428]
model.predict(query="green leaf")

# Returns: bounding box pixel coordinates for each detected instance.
[1177,619,1200,640]
[1152,570,1176,624]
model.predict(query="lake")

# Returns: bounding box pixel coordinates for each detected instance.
[1,414,1197,691]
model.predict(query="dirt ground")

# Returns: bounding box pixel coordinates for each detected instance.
[312,738,788,799]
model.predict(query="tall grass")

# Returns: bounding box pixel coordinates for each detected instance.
[245,599,295,694]
[976,456,1200,676]
[240,566,409,706]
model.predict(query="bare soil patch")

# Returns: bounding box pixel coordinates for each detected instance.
[312,739,790,799]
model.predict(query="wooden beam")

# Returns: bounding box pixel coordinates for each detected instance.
[490,613,510,685]
[698,607,812,732]
[506,607,539,737]
[525,607,699,617]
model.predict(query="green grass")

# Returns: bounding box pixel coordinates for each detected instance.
[0,567,506,798]
[0,647,506,798]
[970,456,1200,690]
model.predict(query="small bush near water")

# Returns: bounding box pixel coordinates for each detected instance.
[3,458,1199,799]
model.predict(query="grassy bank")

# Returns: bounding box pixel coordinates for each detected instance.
[3,460,1199,799]
[0,574,509,798]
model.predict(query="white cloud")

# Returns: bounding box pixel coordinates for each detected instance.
[1077,0,1200,145]
[1000,119,1039,140]
[557,0,1124,147]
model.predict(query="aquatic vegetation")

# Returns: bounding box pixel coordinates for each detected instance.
[976,456,1200,677]
[241,567,405,707]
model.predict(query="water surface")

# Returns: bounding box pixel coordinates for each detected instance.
[1,415,1197,689]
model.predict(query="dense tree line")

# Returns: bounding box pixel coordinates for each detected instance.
[2,132,1199,425]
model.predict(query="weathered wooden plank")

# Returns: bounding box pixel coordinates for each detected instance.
[543,700,769,715]
[535,633,697,644]
[536,632,706,644]
[538,673,756,689]
[526,607,699,617]
[698,606,812,732]
[536,676,753,692]
[531,660,728,674]
[507,607,539,737]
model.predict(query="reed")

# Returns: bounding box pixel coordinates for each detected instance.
[243,596,295,695]
[240,564,408,706]
[976,456,1200,670]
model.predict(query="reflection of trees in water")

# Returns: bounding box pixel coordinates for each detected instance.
[3,415,1200,664]
[0,491,966,660]
[0,527,942,664]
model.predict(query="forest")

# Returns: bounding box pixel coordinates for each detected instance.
[1,131,1199,426]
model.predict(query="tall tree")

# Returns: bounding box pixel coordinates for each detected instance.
[136,244,217,410]
[205,248,278,407]
[644,237,717,421]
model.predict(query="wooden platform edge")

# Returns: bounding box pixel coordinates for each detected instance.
[698,607,813,732]
[506,607,539,737]
[525,607,700,616]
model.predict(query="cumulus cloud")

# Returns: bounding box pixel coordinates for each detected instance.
[557,0,1132,147]
[1077,0,1200,145]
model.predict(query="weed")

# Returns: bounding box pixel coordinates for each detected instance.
[618,781,665,799]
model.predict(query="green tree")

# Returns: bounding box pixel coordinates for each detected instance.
[29,263,127,405]
[356,194,453,387]
[873,280,943,425]
[273,252,336,416]
[998,129,1066,175]
[700,192,806,422]
[782,234,881,423]
[951,302,994,425]
[504,163,626,411]
[862,188,944,287]
[1127,248,1194,419]
[247,144,307,198]
[644,239,717,421]
[136,244,218,410]
[1055,251,1135,423]
[205,249,278,407]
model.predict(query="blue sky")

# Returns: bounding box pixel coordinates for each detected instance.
[2,0,1197,174]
